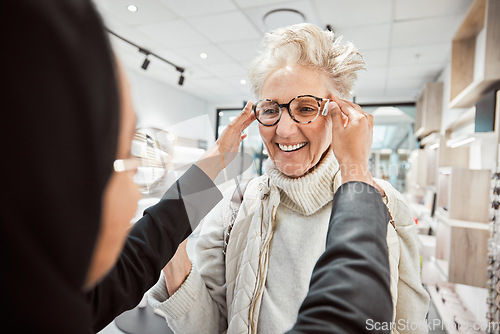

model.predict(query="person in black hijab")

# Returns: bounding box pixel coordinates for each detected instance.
[1,1,392,333]
[2,0,120,332]
[1,0,252,332]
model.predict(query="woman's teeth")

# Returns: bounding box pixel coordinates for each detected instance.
[278,142,307,152]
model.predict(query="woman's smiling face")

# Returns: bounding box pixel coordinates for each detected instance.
[259,65,333,178]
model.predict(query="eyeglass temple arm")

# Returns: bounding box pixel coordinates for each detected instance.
[114,158,140,172]
[321,99,330,116]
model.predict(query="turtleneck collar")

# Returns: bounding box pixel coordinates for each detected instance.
[264,149,340,216]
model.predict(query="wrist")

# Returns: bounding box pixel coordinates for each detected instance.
[339,163,372,185]
[164,262,192,296]
[194,147,224,181]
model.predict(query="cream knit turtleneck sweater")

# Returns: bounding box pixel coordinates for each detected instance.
[258,150,339,333]
[148,149,429,334]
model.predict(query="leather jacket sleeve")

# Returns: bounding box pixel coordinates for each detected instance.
[88,165,223,331]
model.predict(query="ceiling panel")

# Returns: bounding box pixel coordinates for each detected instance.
[357,67,387,85]
[242,0,321,33]
[391,15,464,47]
[93,0,474,106]
[234,0,294,9]
[382,89,419,102]
[160,0,237,17]
[137,19,211,48]
[386,78,426,100]
[172,44,234,65]
[389,44,451,66]
[353,88,386,102]
[203,62,248,78]
[186,11,262,43]
[154,48,196,68]
[314,0,392,30]
[192,77,237,93]
[127,62,184,93]
[387,62,443,80]
[218,39,262,62]
[109,35,140,57]
[339,24,392,51]
[115,50,147,73]
[386,78,427,92]
[93,0,178,26]
[362,49,390,69]
[220,75,254,97]
[100,14,168,51]
[181,64,213,80]
[395,0,473,21]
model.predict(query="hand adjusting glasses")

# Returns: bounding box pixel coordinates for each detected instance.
[253,95,330,126]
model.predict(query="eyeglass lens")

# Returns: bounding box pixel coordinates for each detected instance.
[254,96,322,125]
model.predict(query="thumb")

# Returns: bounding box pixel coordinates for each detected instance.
[329,101,344,132]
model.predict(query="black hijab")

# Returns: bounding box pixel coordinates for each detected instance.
[1,0,119,332]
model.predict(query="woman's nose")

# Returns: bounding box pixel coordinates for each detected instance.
[275,108,299,138]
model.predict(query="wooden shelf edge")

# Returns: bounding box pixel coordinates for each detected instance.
[454,0,486,41]
[435,208,489,228]
[445,107,475,132]
[449,78,500,109]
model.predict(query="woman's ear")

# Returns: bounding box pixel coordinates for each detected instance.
[342,112,349,127]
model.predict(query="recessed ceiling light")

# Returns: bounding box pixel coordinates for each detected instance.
[200,53,208,59]
[218,112,224,116]
[127,4,138,12]
[240,79,247,85]
[263,9,305,31]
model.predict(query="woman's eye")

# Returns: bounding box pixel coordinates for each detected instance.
[299,107,316,113]
[263,108,279,115]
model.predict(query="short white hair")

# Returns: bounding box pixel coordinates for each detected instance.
[248,23,365,99]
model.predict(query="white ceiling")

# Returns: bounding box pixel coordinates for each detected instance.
[93,0,473,105]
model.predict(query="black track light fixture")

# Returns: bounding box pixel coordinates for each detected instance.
[141,56,150,70]
[177,67,185,86]
[139,48,151,70]
[107,29,186,84]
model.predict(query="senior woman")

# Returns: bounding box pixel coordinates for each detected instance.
[149,23,429,334]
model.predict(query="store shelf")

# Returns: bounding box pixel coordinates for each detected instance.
[415,82,444,137]
[427,282,486,333]
[435,211,489,288]
[449,0,500,109]
[450,79,500,109]
[437,168,490,223]
[445,131,497,148]
[445,107,476,132]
